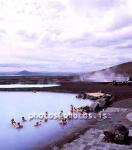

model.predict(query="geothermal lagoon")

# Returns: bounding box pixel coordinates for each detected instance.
[0,91,93,150]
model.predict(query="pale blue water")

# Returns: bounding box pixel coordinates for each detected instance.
[0,92,93,150]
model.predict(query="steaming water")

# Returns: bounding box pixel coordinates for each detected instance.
[0,92,93,150]
[80,73,129,82]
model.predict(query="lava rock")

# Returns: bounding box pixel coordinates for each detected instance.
[104,124,129,144]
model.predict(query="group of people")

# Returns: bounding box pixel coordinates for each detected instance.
[58,104,82,125]
[11,117,26,129]
[11,113,48,128]
[70,104,89,114]
[33,110,69,126]
[11,104,86,129]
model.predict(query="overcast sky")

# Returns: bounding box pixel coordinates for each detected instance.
[0,0,132,72]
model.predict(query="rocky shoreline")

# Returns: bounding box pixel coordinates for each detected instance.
[46,107,132,150]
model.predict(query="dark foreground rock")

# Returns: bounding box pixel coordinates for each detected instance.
[104,124,129,144]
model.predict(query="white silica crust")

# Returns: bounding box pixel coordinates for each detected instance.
[0,84,60,88]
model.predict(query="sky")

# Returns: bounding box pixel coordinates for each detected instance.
[0,0,132,72]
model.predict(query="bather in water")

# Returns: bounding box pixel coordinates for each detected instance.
[21,116,26,122]
[58,118,67,125]
[11,118,16,125]
[33,122,41,127]
[15,122,23,129]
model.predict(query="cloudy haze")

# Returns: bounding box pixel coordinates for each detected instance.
[0,0,132,72]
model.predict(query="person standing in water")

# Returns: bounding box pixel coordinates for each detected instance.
[11,118,16,125]
[59,110,64,119]
[70,105,74,113]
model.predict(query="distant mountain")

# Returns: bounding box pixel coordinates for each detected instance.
[0,70,76,76]
[16,70,76,76]
[16,70,33,76]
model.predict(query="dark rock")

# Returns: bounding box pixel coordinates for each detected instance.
[104,124,129,144]
[76,93,87,99]
[82,106,90,113]
[90,102,100,112]
[90,95,113,111]
[128,76,132,81]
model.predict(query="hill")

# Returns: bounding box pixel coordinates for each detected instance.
[98,62,132,76]
[79,62,132,82]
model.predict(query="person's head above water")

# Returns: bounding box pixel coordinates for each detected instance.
[22,116,26,121]
[36,122,39,125]
[17,122,21,126]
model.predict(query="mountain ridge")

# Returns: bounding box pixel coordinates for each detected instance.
[84,62,132,76]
